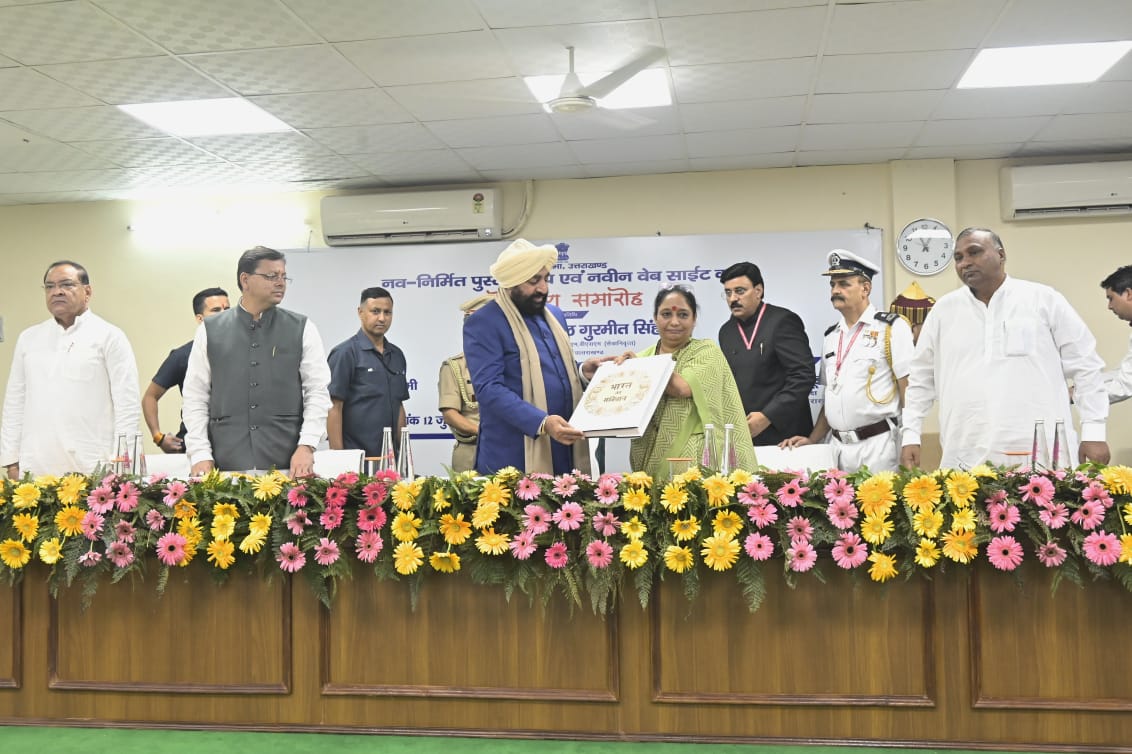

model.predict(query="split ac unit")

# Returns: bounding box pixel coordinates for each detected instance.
[1001,161,1132,220]
[321,188,501,246]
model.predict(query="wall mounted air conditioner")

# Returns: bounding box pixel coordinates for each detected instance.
[321,188,501,246]
[1001,161,1132,220]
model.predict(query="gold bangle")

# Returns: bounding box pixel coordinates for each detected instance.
[153,432,165,445]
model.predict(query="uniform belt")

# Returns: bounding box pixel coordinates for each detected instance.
[831,418,892,444]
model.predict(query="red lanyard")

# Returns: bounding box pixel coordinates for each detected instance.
[737,303,767,351]
[834,322,865,378]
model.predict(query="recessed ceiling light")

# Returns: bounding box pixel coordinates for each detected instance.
[523,68,671,110]
[958,41,1132,88]
[118,98,293,137]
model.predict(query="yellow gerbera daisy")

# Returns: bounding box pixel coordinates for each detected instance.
[239,530,266,554]
[12,512,39,542]
[38,537,62,565]
[670,517,701,542]
[439,513,472,546]
[471,500,500,530]
[12,482,40,509]
[712,510,743,539]
[0,539,31,569]
[664,545,694,573]
[1102,466,1132,496]
[950,507,977,533]
[703,475,736,507]
[252,474,284,501]
[902,474,942,512]
[211,514,236,542]
[478,480,511,506]
[207,539,236,569]
[393,541,424,574]
[915,538,940,568]
[34,474,58,488]
[429,551,461,573]
[856,475,896,518]
[1124,503,1132,528]
[56,474,88,506]
[620,515,647,541]
[1120,534,1132,566]
[968,464,997,480]
[660,482,688,513]
[867,551,898,582]
[728,469,753,487]
[912,508,943,538]
[493,466,521,485]
[701,534,740,571]
[172,499,197,521]
[432,487,451,511]
[860,513,894,545]
[623,471,652,489]
[212,502,239,519]
[475,528,509,555]
[619,540,648,569]
[945,471,979,508]
[621,486,649,512]
[675,466,702,483]
[54,506,85,537]
[942,529,978,564]
[249,513,272,537]
[391,511,422,542]
[391,480,418,510]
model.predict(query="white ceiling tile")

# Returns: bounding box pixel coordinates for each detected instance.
[388,79,542,121]
[238,155,371,182]
[347,149,474,175]
[95,0,319,53]
[479,165,587,181]
[0,120,40,146]
[550,107,681,140]
[1061,81,1132,115]
[825,0,1004,55]
[0,68,99,110]
[796,148,907,166]
[0,190,96,204]
[1033,112,1132,142]
[686,125,798,157]
[338,31,512,86]
[662,6,826,65]
[0,167,136,193]
[186,131,331,162]
[493,21,663,76]
[377,171,484,186]
[570,133,686,163]
[933,87,1076,119]
[687,153,796,171]
[808,91,945,124]
[474,0,654,28]
[305,123,445,154]
[1,105,164,141]
[36,56,231,104]
[250,90,413,129]
[425,114,560,148]
[77,137,220,167]
[672,58,816,102]
[285,0,484,41]
[986,0,1132,47]
[131,162,260,188]
[0,142,117,172]
[189,46,373,95]
[1102,51,1132,81]
[816,50,973,93]
[0,1,159,65]
[680,96,805,131]
[458,141,577,170]
[917,116,1049,146]
[582,159,690,178]
[657,1,824,16]
[0,53,17,67]
[904,144,1020,160]
[800,122,922,150]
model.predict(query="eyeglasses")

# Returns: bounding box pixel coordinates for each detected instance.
[43,281,81,292]
[249,272,293,284]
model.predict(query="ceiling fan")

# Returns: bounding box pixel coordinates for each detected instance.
[545,45,666,114]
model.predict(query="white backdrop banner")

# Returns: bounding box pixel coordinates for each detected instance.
[285,230,885,475]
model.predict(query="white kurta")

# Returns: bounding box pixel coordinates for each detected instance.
[1106,332,1132,403]
[0,310,140,476]
[902,276,1108,469]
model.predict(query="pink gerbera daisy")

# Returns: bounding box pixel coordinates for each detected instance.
[522,504,551,535]
[552,502,585,531]
[1070,500,1105,531]
[320,507,344,531]
[86,486,115,514]
[831,532,868,569]
[987,535,1024,571]
[1038,502,1069,530]
[987,502,1021,533]
[1019,475,1055,506]
[529,472,554,481]
[545,541,569,569]
[145,509,166,532]
[775,478,809,508]
[586,540,614,569]
[826,500,859,530]
[591,511,620,537]
[355,531,383,563]
[287,485,309,507]
[823,477,855,506]
[1037,541,1067,567]
[983,489,1008,507]
[286,510,310,536]
[107,540,134,568]
[1083,531,1120,566]
[516,477,542,501]
[786,515,813,543]
[335,471,359,487]
[737,478,770,507]
[115,482,140,513]
[156,532,187,566]
[743,532,774,561]
[552,474,579,498]
[79,550,102,567]
[595,478,620,504]
[787,541,817,572]
[1082,481,1114,509]
[276,542,306,572]
[162,481,188,506]
[115,520,136,543]
[324,486,348,507]
[747,502,778,528]
[509,530,537,560]
[357,506,387,532]
[373,469,400,484]
[362,481,387,505]
[81,511,105,541]
[314,537,340,567]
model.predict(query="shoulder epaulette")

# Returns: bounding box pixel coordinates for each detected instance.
[824,323,838,336]
[874,311,899,325]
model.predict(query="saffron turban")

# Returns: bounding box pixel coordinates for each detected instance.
[489,238,558,289]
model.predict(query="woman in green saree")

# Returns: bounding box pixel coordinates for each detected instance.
[629,286,757,480]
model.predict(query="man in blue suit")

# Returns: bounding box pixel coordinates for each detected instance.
[463,239,601,475]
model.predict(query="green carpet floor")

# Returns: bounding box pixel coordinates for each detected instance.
[0,726,1041,754]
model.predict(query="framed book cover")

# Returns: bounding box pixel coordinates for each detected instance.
[569,354,675,438]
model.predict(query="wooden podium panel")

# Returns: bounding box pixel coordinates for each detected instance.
[971,563,1132,710]
[0,583,19,689]
[321,578,618,702]
[653,572,934,706]
[50,569,290,693]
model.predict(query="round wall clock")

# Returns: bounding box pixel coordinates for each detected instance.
[896,218,953,276]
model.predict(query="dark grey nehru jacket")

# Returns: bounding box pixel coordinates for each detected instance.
[204,306,306,471]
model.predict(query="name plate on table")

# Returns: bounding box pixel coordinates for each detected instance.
[570,354,675,438]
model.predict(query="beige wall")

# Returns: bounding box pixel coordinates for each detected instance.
[1,157,1129,461]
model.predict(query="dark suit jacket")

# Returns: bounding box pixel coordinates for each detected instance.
[718,302,816,446]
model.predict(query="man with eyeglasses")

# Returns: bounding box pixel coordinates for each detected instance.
[182,246,331,477]
[718,261,816,447]
[327,286,409,459]
[1,260,141,477]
